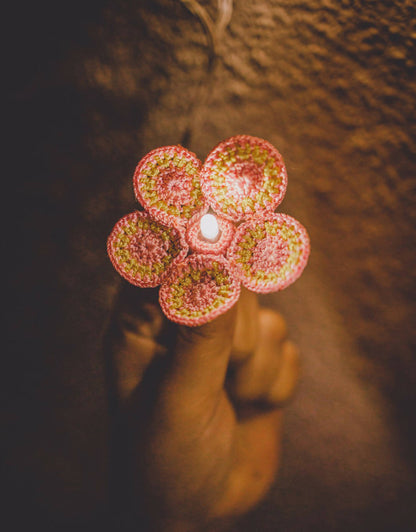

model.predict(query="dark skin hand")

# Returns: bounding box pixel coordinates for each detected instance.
[107,285,300,531]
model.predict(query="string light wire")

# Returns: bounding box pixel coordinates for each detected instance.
[178,0,233,146]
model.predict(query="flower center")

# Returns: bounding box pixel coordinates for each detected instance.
[183,276,218,311]
[129,231,169,266]
[157,168,193,204]
[250,236,289,272]
[226,162,264,199]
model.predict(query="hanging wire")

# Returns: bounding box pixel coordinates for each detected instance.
[215,0,233,42]
[180,0,216,60]
[178,0,233,146]
[179,0,233,57]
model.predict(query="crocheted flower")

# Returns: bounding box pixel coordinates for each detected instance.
[107,136,310,326]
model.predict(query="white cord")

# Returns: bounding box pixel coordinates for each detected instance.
[178,0,234,146]
[179,0,233,56]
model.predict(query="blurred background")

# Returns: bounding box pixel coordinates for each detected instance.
[4,0,416,530]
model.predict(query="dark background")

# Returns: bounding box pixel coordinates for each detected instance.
[4,1,416,530]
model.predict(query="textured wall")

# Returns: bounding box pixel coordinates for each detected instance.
[80,0,416,400]
[5,0,416,530]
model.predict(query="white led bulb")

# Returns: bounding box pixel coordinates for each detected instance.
[200,213,220,242]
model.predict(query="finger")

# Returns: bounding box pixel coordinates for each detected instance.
[140,304,240,510]
[112,283,165,338]
[161,302,238,409]
[106,283,167,402]
[231,288,259,363]
[266,339,300,406]
[227,308,298,408]
[211,409,282,518]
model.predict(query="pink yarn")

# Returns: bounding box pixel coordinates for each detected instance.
[133,145,206,228]
[107,211,188,287]
[159,254,240,326]
[200,135,287,222]
[107,137,310,326]
[227,213,310,293]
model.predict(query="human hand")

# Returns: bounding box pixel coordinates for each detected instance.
[107,284,299,531]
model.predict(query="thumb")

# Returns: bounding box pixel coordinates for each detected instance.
[161,302,238,408]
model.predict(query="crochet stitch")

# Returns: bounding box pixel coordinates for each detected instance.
[200,135,287,222]
[133,145,206,228]
[108,135,310,326]
[159,254,241,326]
[107,211,188,287]
[227,213,310,293]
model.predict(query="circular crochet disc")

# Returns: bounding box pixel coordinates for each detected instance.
[159,255,240,326]
[185,211,236,255]
[200,135,287,222]
[228,213,310,293]
[133,146,206,227]
[107,211,188,287]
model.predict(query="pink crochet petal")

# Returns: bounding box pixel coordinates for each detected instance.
[228,213,310,293]
[200,135,287,222]
[159,255,240,326]
[107,211,188,287]
[185,211,236,255]
[133,145,206,227]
